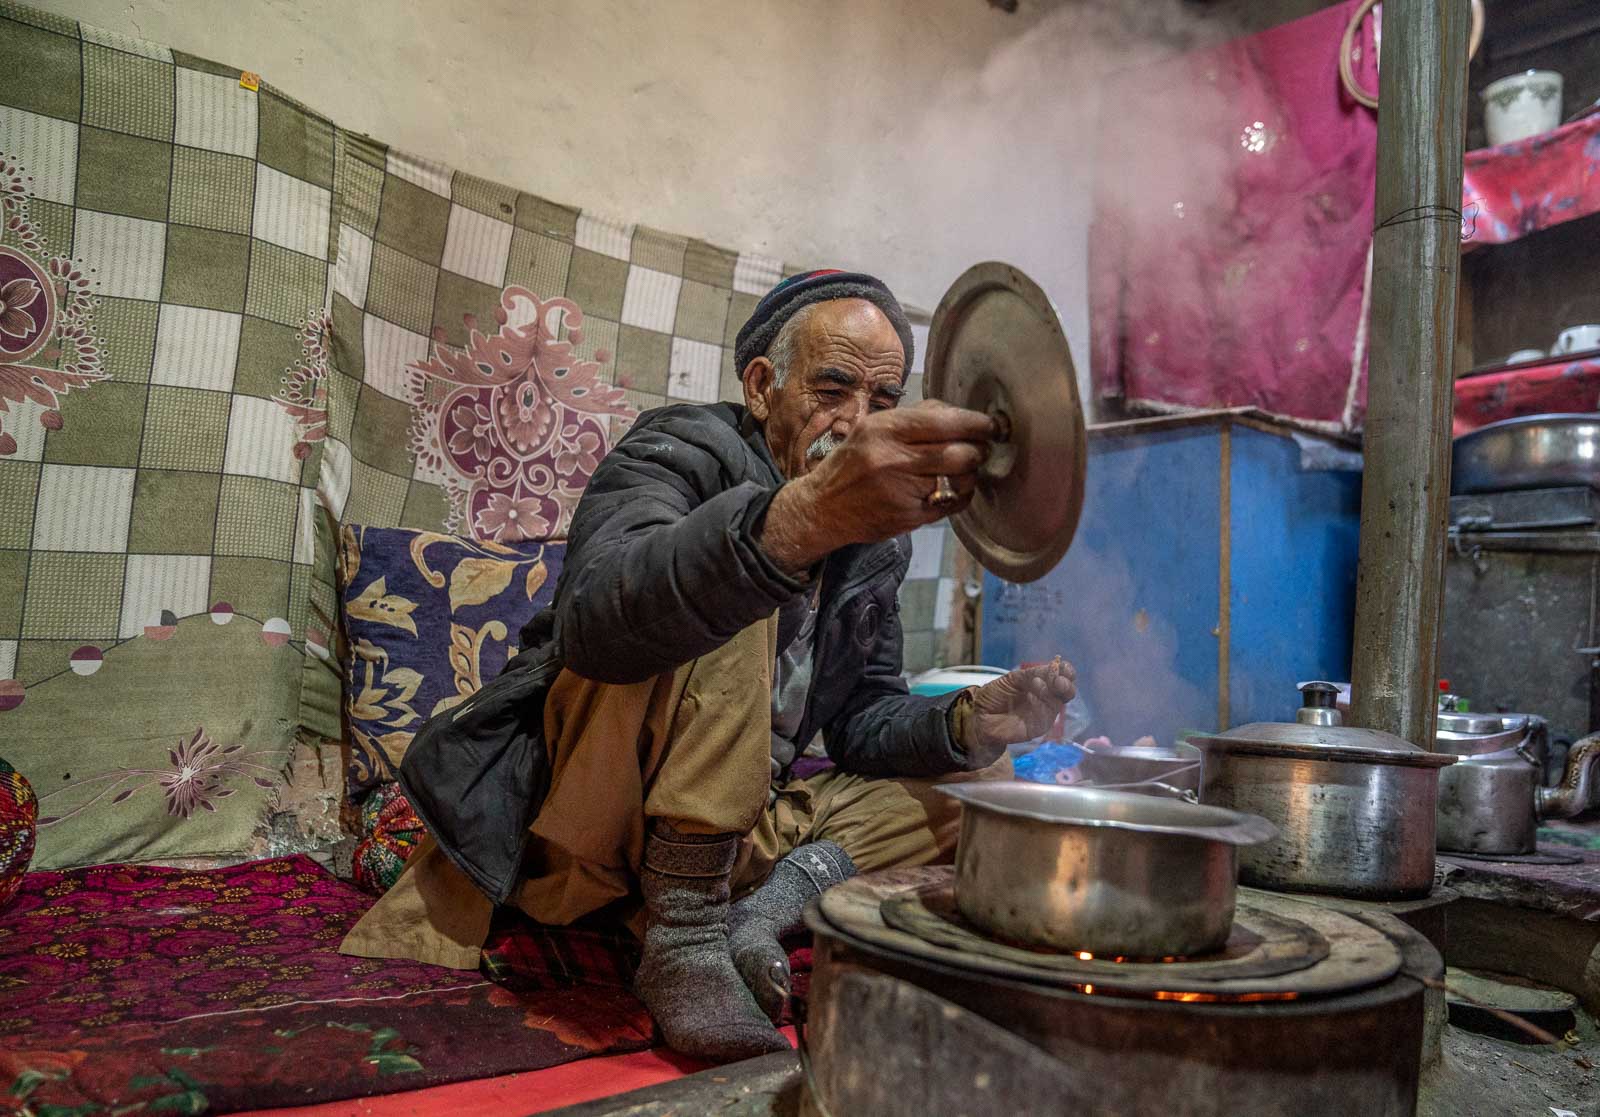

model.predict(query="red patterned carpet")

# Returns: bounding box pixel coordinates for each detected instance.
[0,856,659,1114]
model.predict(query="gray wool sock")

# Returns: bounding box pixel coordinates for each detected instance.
[728,840,856,1022]
[633,821,790,1062]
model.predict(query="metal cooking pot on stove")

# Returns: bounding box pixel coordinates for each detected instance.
[1436,727,1600,855]
[1192,682,1456,899]
[937,783,1275,957]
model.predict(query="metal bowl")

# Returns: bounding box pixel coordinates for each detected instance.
[1075,741,1204,798]
[938,783,1276,957]
[1452,414,1600,494]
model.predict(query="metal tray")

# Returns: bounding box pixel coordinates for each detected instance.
[1452,414,1600,494]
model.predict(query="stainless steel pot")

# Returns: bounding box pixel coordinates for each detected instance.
[1452,414,1600,494]
[1192,685,1456,899]
[1437,733,1600,855]
[937,782,1275,957]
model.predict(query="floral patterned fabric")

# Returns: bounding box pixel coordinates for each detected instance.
[0,754,36,909]
[1463,114,1600,249]
[0,3,336,869]
[0,855,661,1114]
[337,524,563,794]
[1454,357,1600,436]
[406,289,634,543]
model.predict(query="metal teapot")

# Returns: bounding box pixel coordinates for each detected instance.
[1435,711,1600,855]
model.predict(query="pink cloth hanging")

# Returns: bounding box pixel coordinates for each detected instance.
[1089,0,1379,430]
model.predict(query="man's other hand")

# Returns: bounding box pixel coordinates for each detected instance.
[957,658,1078,768]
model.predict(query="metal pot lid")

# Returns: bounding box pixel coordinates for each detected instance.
[924,262,1086,584]
[938,782,1277,845]
[1437,712,1527,736]
[1193,722,1457,768]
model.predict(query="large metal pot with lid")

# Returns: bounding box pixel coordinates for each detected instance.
[1192,683,1456,898]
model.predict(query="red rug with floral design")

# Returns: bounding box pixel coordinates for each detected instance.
[0,856,659,1115]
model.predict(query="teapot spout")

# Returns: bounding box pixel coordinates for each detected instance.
[1538,734,1600,820]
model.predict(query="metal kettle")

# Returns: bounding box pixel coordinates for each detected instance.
[1435,715,1600,855]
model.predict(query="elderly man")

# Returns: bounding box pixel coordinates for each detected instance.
[342,270,1076,1062]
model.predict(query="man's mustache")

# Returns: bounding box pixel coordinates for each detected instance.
[807,431,844,461]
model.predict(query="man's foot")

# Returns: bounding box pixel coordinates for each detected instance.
[635,821,790,1062]
[728,841,856,1021]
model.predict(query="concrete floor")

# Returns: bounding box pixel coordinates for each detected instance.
[1420,1010,1598,1117]
[543,1015,1598,1117]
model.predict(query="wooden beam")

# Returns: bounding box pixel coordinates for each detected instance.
[1349,0,1473,747]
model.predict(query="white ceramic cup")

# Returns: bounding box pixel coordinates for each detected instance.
[1483,70,1564,145]
[1553,325,1600,356]
[1506,348,1545,364]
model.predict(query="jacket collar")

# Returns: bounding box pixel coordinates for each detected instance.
[736,407,785,488]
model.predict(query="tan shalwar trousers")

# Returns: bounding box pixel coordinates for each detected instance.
[341,614,1004,969]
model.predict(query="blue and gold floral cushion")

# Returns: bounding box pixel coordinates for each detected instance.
[337,525,563,795]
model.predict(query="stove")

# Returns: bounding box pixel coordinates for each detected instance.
[799,866,1442,1117]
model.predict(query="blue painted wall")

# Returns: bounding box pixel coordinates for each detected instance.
[983,424,1222,747]
[981,418,1359,745]
[1227,426,1360,726]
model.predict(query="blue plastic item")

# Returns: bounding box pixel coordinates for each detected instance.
[1012,742,1085,784]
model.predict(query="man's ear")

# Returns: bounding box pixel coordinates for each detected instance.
[742,357,775,422]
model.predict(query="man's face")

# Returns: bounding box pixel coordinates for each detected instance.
[743,298,906,480]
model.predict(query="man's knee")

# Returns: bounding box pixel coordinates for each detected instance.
[808,761,1014,875]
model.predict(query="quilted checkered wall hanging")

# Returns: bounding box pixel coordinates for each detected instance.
[0,0,962,870]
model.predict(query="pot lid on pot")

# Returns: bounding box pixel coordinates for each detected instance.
[1193,721,1457,767]
[1192,683,1456,767]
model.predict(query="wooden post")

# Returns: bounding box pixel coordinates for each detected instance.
[1349,0,1473,747]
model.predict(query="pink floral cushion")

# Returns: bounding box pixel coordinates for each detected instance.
[0,755,37,910]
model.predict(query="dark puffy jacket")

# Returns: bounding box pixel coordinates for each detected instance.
[400,402,970,902]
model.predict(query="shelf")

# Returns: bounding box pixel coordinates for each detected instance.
[1464,346,1600,378]
[1462,113,1600,250]
[1454,353,1600,435]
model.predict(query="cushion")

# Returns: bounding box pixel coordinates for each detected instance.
[352,782,426,894]
[0,755,37,910]
[337,525,564,796]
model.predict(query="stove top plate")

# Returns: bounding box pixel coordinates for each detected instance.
[817,866,1405,1000]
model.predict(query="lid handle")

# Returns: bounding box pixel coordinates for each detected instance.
[1297,681,1342,726]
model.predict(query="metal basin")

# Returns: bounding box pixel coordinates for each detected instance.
[1452,414,1600,494]
[938,783,1276,957]
[1075,742,1203,798]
